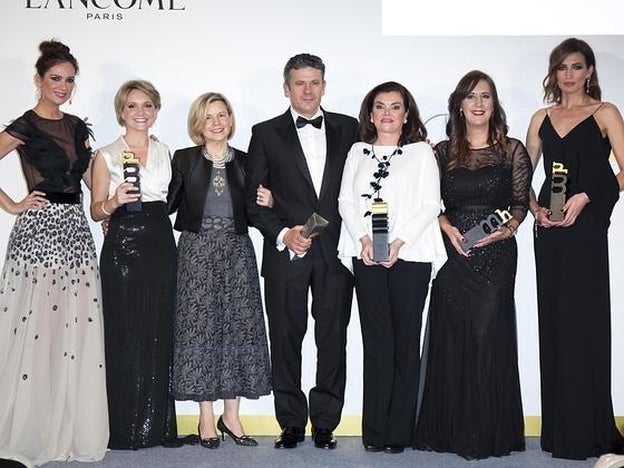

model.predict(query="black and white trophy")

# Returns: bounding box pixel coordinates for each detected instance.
[460,208,513,251]
[122,150,142,212]
[371,200,389,262]
[549,161,568,222]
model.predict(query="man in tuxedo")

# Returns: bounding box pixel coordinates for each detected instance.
[246,53,357,450]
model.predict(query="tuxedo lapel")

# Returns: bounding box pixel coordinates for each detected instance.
[276,112,317,199]
[318,112,342,203]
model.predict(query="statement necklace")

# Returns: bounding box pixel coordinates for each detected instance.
[361,144,402,216]
[202,146,232,169]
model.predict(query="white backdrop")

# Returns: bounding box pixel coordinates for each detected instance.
[0,0,622,419]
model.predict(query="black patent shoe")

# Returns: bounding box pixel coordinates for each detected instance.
[217,416,258,446]
[385,445,404,454]
[364,443,385,452]
[312,427,337,449]
[274,426,305,449]
[198,423,220,449]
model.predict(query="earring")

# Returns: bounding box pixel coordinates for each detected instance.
[459,109,464,117]
[585,77,590,94]
[35,87,41,101]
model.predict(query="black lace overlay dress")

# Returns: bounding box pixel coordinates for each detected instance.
[414,138,531,459]
[535,114,623,460]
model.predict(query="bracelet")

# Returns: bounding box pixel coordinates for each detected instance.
[101,200,112,216]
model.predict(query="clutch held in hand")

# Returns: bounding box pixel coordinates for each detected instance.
[122,150,142,212]
[301,212,329,238]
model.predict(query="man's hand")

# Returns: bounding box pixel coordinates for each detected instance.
[283,225,312,255]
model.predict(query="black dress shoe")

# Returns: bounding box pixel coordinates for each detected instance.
[312,427,337,449]
[385,445,404,454]
[274,427,305,449]
[363,443,384,452]
[198,423,220,449]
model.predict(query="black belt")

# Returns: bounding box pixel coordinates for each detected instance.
[44,192,81,204]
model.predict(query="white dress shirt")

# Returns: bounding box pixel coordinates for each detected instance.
[276,108,328,257]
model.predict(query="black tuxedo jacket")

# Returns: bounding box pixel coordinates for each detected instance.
[246,108,358,278]
[168,145,249,234]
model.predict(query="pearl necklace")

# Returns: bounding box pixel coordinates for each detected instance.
[202,146,231,169]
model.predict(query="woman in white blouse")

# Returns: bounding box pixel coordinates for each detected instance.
[90,80,180,449]
[337,81,446,454]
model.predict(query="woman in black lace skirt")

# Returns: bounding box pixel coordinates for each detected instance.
[168,92,271,449]
[413,70,532,459]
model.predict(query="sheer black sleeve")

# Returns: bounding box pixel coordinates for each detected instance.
[508,138,533,225]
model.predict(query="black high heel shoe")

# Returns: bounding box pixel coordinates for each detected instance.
[217,416,258,446]
[198,423,220,449]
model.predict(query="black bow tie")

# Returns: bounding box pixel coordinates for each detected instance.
[296,115,323,129]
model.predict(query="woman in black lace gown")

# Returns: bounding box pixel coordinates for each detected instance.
[414,70,531,459]
[526,38,624,460]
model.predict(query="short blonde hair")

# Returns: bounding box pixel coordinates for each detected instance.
[187,92,236,145]
[114,79,161,126]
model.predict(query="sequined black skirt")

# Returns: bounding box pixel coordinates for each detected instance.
[100,201,178,449]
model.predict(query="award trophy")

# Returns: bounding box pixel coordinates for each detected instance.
[301,212,329,238]
[290,212,329,262]
[549,161,568,222]
[460,208,513,251]
[371,200,389,262]
[122,150,142,212]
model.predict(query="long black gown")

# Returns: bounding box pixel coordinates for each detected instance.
[99,138,178,449]
[534,111,623,460]
[414,138,531,459]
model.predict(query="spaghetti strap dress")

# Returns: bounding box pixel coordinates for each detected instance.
[534,108,623,460]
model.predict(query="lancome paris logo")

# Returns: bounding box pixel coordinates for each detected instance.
[24,0,186,21]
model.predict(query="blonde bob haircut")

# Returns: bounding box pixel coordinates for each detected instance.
[114,79,161,126]
[187,92,236,145]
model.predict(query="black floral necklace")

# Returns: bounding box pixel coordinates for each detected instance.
[361,144,402,216]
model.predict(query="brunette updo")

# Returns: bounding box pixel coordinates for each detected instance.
[35,39,79,77]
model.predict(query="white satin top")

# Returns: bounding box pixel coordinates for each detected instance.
[97,136,172,202]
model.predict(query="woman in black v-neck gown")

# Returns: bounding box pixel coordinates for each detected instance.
[527,38,624,460]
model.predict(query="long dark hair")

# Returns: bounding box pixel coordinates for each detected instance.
[542,37,600,104]
[358,81,427,145]
[445,70,508,171]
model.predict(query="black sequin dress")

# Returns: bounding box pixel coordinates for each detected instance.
[0,110,108,465]
[98,137,178,449]
[414,138,531,459]
[534,113,623,459]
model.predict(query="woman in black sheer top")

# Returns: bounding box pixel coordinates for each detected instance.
[0,40,108,465]
[414,70,532,459]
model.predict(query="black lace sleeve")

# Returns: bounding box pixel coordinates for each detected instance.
[508,138,532,225]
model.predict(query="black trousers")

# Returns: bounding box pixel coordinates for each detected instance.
[353,259,431,447]
[264,255,353,431]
